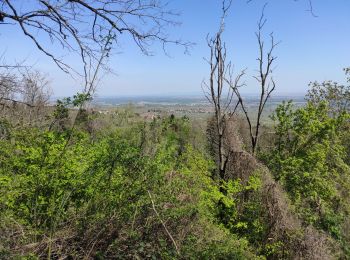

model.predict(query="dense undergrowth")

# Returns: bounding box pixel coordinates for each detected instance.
[1,81,350,259]
[0,108,260,259]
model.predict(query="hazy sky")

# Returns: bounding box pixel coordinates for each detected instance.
[2,0,350,97]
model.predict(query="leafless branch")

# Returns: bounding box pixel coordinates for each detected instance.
[0,0,192,77]
[248,0,318,17]
[147,190,180,255]
[232,5,279,154]
[203,0,245,178]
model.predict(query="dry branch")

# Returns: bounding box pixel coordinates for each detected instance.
[147,190,180,255]
[230,5,279,154]
[203,0,245,178]
[0,0,191,76]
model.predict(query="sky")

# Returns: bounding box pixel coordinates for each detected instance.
[1,0,350,97]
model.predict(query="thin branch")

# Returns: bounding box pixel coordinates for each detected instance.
[231,5,278,154]
[1,0,192,77]
[147,190,180,255]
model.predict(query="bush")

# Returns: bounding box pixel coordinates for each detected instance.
[0,115,258,259]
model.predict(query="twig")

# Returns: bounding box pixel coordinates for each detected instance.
[147,190,180,255]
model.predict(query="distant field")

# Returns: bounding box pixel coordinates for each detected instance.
[91,95,307,124]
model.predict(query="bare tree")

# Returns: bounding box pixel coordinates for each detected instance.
[20,70,51,107]
[203,0,245,179]
[0,71,17,102]
[231,6,278,155]
[0,68,54,127]
[0,67,51,107]
[0,0,191,76]
[18,69,52,123]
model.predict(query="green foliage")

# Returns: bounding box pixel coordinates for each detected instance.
[0,110,258,259]
[263,100,350,254]
[53,93,92,120]
[306,69,350,115]
[4,89,350,258]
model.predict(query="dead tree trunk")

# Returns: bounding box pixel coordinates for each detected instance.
[203,0,244,179]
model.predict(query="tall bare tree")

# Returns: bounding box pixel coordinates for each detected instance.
[203,0,245,179]
[231,6,278,155]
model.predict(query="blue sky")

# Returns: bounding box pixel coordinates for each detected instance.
[2,0,350,97]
